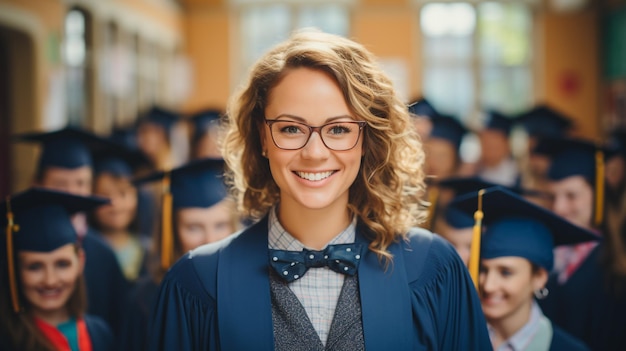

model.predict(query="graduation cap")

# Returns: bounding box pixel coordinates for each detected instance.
[189,108,222,143]
[109,125,139,152]
[2,188,109,312]
[14,126,111,171]
[408,98,439,119]
[93,139,150,178]
[436,176,546,229]
[429,114,468,151]
[481,109,514,136]
[133,158,227,269]
[137,105,181,132]
[515,104,574,139]
[449,186,600,288]
[534,137,615,227]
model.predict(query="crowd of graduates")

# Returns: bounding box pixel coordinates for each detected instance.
[1,79,626,350]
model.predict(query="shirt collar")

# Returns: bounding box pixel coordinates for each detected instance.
[488,300,543,351]
[268,205,356,250]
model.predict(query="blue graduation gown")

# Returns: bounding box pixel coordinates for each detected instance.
[83,228,130,337]
[0,315,113,351]
[119,276,160,351]
[550,324,590,351]
[540,243,626,350]
[85,314,115,351]
[147,217,491,350]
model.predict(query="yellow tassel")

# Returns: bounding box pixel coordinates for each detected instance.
[425,186,440,231]
[469,189,485,290]
[594,149,604,227]
[161,174,174,270]
[5,196,21,313]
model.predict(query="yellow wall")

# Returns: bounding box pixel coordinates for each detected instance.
[183,5,231,112]
[538,8,600,138]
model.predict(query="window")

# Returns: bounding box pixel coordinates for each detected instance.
[235,0,351,85]
[63,8,91,126]
[420,2,533,120]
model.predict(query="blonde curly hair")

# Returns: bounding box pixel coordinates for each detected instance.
[222,29,427,258]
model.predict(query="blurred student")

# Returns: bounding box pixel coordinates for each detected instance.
[0,188,114,351]
[118,158,240,351]
[474,110,520,187]
[135,106,182,172]
[189,108,224,159]
[451,186,596,350]
[90,142,150,283]
[15,127,129,335]
[408,97,438,141]
[535,137,626,350]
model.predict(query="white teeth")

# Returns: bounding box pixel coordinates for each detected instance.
[296,171,334,181]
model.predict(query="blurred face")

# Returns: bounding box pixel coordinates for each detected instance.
[439,225,472,266]
[93,173,138,231]
[194,129,222,159]
[262,68,363,212]
[479,257,546,324]
[19,244,84,319]
[39,166,92,196]
[425,138,458,179]
[176,201,236,252]
[548,176,594,229]
[412,116,433,141]
[137,122,168,159]
[479,130,510,167]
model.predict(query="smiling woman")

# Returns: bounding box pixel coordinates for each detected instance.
[147,29,491,351]
[0,188,114,351]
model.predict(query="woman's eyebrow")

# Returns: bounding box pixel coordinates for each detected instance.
[270,114,356,123]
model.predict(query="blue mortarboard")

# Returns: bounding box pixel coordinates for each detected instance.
[2,188,108,312]
[429,114,468,151]
[190,108,222,143]
[449,186,600,272]
[138,106,181,132]
[14,127,111,170]
[93,139,150,178]
[109,125,139,152]
[516,105,574,139]
[482,109,514,136]
[533,137,614,184]
[408,98,439,119]
[437,176,545,230]
[133,158,227,210]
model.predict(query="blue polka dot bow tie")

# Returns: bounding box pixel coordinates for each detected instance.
[269,243,364,283]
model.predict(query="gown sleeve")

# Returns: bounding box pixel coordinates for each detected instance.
[408,234,492,350]
[146,254,220,351]
[84,314,115,351]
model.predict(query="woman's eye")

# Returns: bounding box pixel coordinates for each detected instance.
[327,124,352,135]
[280,124,305,134]
[56,260,72,268]
[24,263,43,271]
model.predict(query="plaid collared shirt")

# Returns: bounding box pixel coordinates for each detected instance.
[268,206,356,346]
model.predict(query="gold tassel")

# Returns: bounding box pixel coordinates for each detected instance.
[469,189,485,290]
[594,149,605,227]
[5,196,21,313]
[425,186,439,231]
[160,174,174,270]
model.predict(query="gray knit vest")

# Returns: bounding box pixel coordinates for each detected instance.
[269,270,365,351]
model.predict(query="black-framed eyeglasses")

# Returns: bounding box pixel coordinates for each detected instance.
[265,119,367,151]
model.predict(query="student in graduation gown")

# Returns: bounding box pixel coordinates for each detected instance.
[472,110,520,187]
[0,188,114,351]
[90,142,150,283]
[147,29,491,351]
[120,158,240,351]
[420,113,469,229]
[450,186,596,351]
[514,104,574,195]
[14,127,130,336]
[407,97,438,141]
[188,108,224,159]
[534,137,626,350]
